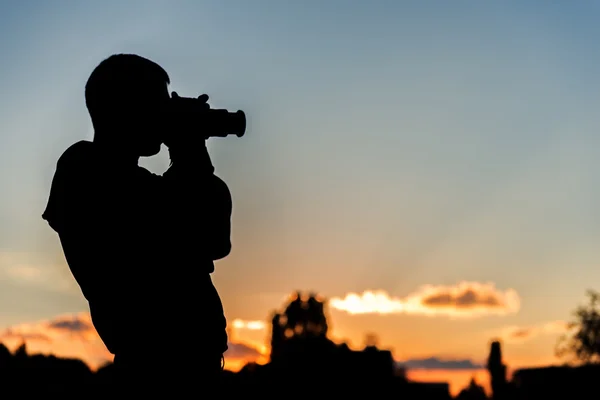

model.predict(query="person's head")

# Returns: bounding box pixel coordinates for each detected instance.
[85,54,170,157]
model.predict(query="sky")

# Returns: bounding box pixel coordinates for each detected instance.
[2,0,600,395]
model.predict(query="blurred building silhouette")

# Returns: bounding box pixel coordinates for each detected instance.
[0,342,96,397]
[15,291,600,399]
[487,340,508,400]
[229,291,452,399]
[0,292,454,398]
[512,364,600,399]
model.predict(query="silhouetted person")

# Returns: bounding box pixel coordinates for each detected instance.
[42,54,231,396]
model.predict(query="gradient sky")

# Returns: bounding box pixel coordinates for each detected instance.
[2,0,600,395]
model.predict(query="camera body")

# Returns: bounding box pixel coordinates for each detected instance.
[164,93,246,148]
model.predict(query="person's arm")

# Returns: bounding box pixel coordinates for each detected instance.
[160,91,233,262]
[159,146,233,261]
[50,169,152,303]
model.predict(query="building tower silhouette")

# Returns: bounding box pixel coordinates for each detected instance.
[487,340,507,400]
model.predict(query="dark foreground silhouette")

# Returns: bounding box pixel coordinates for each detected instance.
[2,292,599,399]
[33,53,600,399]
[42,54,232,395]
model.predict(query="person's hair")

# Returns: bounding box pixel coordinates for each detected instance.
[85,53,170,130]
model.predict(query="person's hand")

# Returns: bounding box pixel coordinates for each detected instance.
[164,92,210,147]
[171,91,210,110]
[165,92,214,173]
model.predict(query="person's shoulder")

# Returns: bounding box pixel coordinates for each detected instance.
[63,140,93,154]
[56,140,95,167]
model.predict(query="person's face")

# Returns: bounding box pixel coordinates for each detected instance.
[128,80,170,157]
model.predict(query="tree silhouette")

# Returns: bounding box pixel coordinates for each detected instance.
[556,289,600,364]
[270,291,331,363]
[279,291,328,339]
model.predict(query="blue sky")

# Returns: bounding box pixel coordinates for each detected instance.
[2,0,600,369]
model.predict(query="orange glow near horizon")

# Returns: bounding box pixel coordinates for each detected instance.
[0,308,569,396]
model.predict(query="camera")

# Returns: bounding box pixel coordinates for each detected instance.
[167,92,246,140]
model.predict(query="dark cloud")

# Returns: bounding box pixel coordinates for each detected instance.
[48,319,92,333]
[501,320,571,343]
[224,341,262,359]
[422,290,503,309]
[507,328,533,339]
[398,357,483,370]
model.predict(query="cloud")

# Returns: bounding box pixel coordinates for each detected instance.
[0,251,76,293]
[231,319,267,331]
[0,313,268,371]
[0,313,110,369]
[329,281,520,318]
[48,317,93,333]
[4,265,44,282]
[398,357,483,370]
[499,320,573,343]
[225,341,263,359]
[1,330,51,343]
